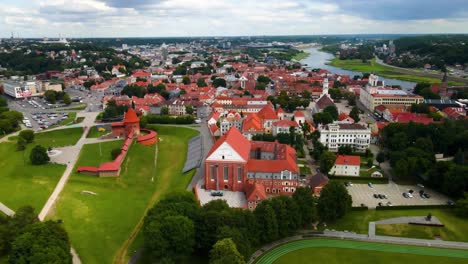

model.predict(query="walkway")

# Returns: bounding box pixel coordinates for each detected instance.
[0,201,15,216]
[186,122,214,191]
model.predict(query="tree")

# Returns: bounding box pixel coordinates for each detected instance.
[9,221,72,264]
[257,75,271,84]
[212,78,226,88]
[349,106,360,123]
[376,151,385,165]
[185,106,194,115]
[254,202,278,243]
[367,159,373,168]
[319,151,337,175]
[216,226,251,261]
[44,90,56,104]
[29,145,50,165]
[182,75,191,85]
[312,112,333,125]
[144,215,195,261]
[317,181,352,222]
[338,145,353,155]
[455,192,468,218]
[16,136,26,151]
[197,78,207,87]
[0,206,38,254]
[63,93,72,105]
[19,130,35,143]
[292,187,318,226]
[323,106,338,120]
[328,88,342,100]
[209,238,245,264]
[161,106,169,115]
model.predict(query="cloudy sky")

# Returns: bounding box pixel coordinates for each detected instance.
[1,0,468,38]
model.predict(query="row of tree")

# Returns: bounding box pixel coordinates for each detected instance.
[0,110,23,135]
[0,206,72,263]
[44,90,72,105]
[380,120,468,199]
[143,186,352,263]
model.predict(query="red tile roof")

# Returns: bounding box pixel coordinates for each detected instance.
[207,127,251,161]
[124,108,139,123]
[272,120,299,128]
[335,155,361,166]
[245,183,267,201]
[258,104,278,120]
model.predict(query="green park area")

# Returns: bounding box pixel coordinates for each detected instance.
[256,239,468,264]
[0,128,83,211]
[51,125,199,264]
[329,58,462,85]
[86,125,111,138]
[325,208,468,242]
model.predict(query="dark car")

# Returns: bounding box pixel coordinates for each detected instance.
[378,202,383,206]
[211,191,224,197]
[378,194,384,199]
[409,189,414,194]
[419,190,425,195]
[373,194,378,198]
[423,193,431,198]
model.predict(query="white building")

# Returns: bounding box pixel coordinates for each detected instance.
[3,80,38,98]
[330,155,361,176]
[318,123,371,152]
[360,74,423,111]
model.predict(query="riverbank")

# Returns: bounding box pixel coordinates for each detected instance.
[292,51,310,61]
[328,58,465,86]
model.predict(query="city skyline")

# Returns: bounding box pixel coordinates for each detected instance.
[1,0,468,38]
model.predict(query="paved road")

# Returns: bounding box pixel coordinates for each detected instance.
[186,121,213,191]
[0,201,15,216]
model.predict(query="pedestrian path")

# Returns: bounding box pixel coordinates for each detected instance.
[0,201,14,216]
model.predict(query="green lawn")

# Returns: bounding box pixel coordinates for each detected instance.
[52,125,199,264]
[35,127,83,147]
[0,128,83,211]
[86,126,111,138]
[292,51,310,61]
[329,58,462,85]
[261,239,468,264]
[325,209,468,242]
[376,223,454,240]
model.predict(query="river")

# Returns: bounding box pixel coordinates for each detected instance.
[299,47,416,90]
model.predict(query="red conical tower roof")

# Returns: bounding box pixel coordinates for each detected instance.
[124,108,139,123]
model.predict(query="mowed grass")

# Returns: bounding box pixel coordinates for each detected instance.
[268,240,467,264]
[52,125,199,264]
[35,127,83,147]
[0,128,84,211]
[376,223,447,240]
[86,126,111,138]
[325,209,468,242]
[329,58,454,85]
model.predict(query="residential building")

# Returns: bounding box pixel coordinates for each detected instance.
[318,123,371,152]
[330,155,361,176]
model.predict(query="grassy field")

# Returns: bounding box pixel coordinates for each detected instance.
[86,126,111,138]
[328,58,462,85]
[35,127,83,147]
[376,223,449,240]
[52,125,199,264]
[292,51,310,61]
[0,127,83,211]
[258,239,468,264]
[325,209,468,242]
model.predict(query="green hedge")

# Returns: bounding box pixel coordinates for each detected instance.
[376,204,453,210]
[351,206,369,211]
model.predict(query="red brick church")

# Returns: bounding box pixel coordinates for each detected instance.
[204,127,300,209]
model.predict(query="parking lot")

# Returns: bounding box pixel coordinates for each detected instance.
[346,182,450,208]
[26,111,71,130]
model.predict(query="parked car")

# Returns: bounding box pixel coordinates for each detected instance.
[368,182,373,188]
[210,191,224,197]
[378,194,384,199]
[373,194,379,198]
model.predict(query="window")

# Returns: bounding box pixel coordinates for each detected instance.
[210,165,215,181]
[223,166,228,181]
[237,167,242,182]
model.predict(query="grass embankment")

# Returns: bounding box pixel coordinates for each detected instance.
[325,209,468,242]
[292,51,310,61]
[0,128,83,211]
[257,239,468,264]
[52,125,199,264]
[329,58,462,85]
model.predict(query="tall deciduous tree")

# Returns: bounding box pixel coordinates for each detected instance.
[254,201,278,243]
[323,105,338,120]
[30,145,50,165]
[317,181,352,222]
[209,238,245,264]
[319,151,337,175]
[19,130,35,143]
[349,106,360,123]
[292,187,318,226]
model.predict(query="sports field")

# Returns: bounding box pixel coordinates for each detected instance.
[255,239,468,264]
